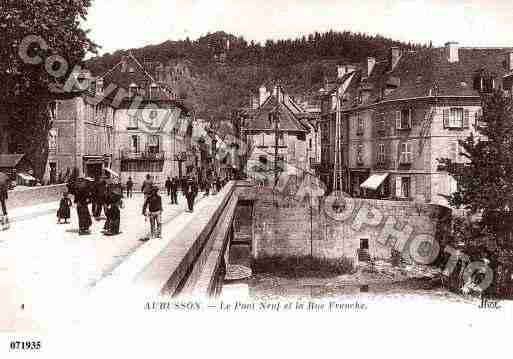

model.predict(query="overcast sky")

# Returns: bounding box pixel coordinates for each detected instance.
[85,0,513,55]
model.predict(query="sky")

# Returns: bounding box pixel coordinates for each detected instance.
[84,0,513,55]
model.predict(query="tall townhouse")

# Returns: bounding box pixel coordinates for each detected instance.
[341,43,513,207]
[242,84,312,183]
[91,53,192,187]
[47,70,116,181]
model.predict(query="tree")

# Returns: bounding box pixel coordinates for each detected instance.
[0,0,97,178]
[439,90,513,252]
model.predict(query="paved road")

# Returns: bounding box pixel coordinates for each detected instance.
[0,191,205,331]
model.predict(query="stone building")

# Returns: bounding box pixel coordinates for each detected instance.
[243,84,317,184]
[327,43,513,207]
[93,53,191,187]
[46,72,116,182]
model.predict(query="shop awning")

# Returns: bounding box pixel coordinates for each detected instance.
[17,172,36,181]
[104,167,120,179]
[360,173,389,191]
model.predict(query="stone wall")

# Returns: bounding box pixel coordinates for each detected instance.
[8,184,68,209]
[252,189,450,265]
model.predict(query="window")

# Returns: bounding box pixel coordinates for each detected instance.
[377,143,386,164]
[357,115,364,135]
[147,135,160,153]
[150,83,158,99]
[356,144,364,165]
[128,113,138,129]
[131,135,140,153]
[401,177,411,198]
[443,108,470,129]
[396,109,412,130]
[309,138,312,150]
[360,239,369,250]
[129,83,138,97]
[278,132,286,146]
[396,176,411,198]
[400,142,413,164]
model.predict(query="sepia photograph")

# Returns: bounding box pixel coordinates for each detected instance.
[1,0,512,357]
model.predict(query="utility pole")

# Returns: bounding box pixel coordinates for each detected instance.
[274,109,280,187]
[333,89,343,192]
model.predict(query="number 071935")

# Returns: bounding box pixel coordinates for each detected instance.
[9,341,41,350]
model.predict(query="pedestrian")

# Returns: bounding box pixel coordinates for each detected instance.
[0,177,9,231]
[92,176,106,220]
[215,176,222,193]
[104,199,123,236]
[170,177,179,204]
[57,191,72,224]
[103,184,123,236]
[142,186,163,239]
[141,174,154,200]
[165,176,172,197]
[184,176,198,212]
[75,179,92,235]
[126,177,134,198]
[204,175,211,196]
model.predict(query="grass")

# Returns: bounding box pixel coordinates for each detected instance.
[253,255,355,278]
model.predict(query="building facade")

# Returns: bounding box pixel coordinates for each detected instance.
[46,89,116,182]
[242,85,314,184]
[332,43,513,207]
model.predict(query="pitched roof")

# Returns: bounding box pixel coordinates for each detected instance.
[0,154,25,168]
[382,47,513,101]
[244,94,308,132]
[90,53,191,113]
[341,46,513,111]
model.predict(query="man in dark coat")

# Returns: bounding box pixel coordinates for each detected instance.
[92,176,107,220]
[126,177,134,198]
[170,177,179,204]
[142,186,163,239]
[184,176,198,212]
[165,176,172,197]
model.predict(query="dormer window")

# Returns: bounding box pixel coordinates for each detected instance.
[129,83,138,97]
[473,71,496,93]
[150,83,158,99]
[96,78,104,94]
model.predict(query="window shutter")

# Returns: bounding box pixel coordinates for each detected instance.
[408,108,413,128]
[396,176,402,197]
[463,109,470,128]
[395,111,401,129]
[443,109,450,128]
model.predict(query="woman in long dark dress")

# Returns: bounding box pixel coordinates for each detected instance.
[75,179,92,235]
[57,192,72,224]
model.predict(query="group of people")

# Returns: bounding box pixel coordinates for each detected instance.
[65,176,124,236]
[1,170,229,239]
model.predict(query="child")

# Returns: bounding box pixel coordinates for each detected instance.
[57,192,72,224]
[142,186,163,239]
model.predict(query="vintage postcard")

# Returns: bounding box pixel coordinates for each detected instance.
[1,0,512,357]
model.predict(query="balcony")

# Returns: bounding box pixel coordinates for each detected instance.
[120,149,165,161]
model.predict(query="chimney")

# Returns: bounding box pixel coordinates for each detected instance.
[506,51,513,72]
[445,42,459,63]
[367,57,376,77]
[120,55,128,72]
[259,85,268,106]
[390,47,401,70]
[337,65,346,79]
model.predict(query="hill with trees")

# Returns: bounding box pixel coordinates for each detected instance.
[86,30,426,120]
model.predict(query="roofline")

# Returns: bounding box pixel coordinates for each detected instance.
[341,95,481,112]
